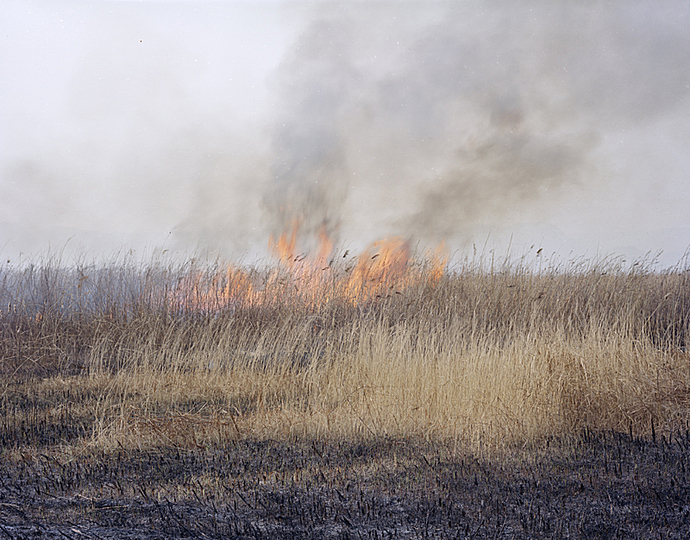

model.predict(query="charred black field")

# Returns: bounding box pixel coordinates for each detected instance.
[2,433,690,539]
[1,248,690,538]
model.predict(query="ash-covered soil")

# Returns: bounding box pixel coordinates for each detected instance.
[1,432,690,539]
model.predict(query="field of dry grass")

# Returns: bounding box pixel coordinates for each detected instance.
[1,247,689,537]
[2,248,689,449]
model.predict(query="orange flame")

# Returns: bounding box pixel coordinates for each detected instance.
[269,219,300,267]
[346,237,410,299]
[316,224,334,270]
[170,223,447,314]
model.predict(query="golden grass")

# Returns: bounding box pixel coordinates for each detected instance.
[1,251,689,451]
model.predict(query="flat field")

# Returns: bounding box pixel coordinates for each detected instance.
[1,248,689,538]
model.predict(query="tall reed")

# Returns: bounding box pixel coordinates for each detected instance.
[1,251,688,449]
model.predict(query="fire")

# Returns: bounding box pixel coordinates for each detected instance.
[170,265,256,314]
[345,237,411,299]
[315,225,334,270]
[170,224,447,314]
[268,220,300,267]
[269,221,334,272]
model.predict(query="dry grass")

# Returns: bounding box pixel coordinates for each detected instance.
[1,249,689,452]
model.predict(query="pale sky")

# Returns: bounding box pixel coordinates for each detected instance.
[1,0,689,267]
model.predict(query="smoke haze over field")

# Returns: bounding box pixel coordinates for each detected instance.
[1,0,689,266]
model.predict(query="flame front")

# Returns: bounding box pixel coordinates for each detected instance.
[171,225,447,314]
[269,220,300,268]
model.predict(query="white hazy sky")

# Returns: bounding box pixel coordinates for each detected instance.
[1,0,689,267]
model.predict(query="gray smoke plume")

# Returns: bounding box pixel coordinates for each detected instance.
[1,1,688,264]
[263,0,690,249]
[263,16,354,245]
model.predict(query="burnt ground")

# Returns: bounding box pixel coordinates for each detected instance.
[0,431,689,539]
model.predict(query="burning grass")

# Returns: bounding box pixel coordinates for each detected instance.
[1,241,689,452]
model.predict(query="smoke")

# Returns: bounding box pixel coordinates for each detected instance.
[1,1,689,264]
[263,14,358,245]
[262,0,690,250]
[0,0,286,259]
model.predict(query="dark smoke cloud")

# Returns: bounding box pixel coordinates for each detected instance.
[263,0,690,248]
